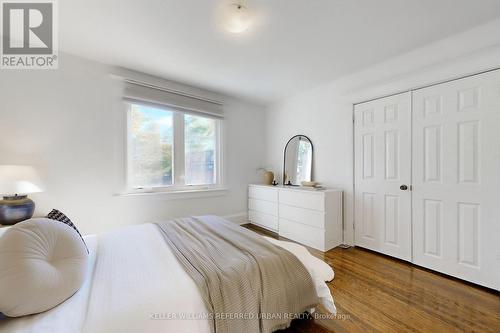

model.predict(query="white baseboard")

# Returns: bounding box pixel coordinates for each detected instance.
[222,212,248,225]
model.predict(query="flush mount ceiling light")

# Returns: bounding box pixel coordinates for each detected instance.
[223,2,252,34]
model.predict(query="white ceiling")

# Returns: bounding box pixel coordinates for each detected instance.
[60,0,500,104]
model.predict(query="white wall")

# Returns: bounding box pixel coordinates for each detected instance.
[0,53,266,235]
[3,18,500,240]
[265,18,500,245]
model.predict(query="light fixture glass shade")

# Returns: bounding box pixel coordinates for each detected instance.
[223,3,251,33]
[0,165,43,195]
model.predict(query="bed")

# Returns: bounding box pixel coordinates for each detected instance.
[0,215,335,333]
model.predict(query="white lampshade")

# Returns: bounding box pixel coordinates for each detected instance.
[0,165,43,195]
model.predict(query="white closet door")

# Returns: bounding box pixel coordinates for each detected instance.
[354,93,412,261]
[412,70,500,290]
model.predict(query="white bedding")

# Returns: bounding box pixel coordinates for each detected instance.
[0,220,335,333]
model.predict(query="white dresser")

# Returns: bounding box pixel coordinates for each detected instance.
[248,184,343,251]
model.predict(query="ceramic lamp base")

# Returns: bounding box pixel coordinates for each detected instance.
[0,195,35,225]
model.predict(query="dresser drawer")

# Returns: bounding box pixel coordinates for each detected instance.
[279,218,325,251]
[249,210,278,231]
[279,204,325,229]
[249,186,278,202]
[279,190,325,211]
[249,198,278,216]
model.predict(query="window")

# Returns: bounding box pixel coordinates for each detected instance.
[185,114,217,185]
[128,104,174,188]
[127,102,221,192]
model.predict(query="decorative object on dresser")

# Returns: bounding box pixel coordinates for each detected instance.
[283,135,313,186]
[300,180,318,187]
[0,165,43,225]
[258,168,275,185]
[248,184,342,251]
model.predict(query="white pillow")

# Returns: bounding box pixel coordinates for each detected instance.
[0,218,88,317]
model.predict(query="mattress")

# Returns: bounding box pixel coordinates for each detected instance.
[0,220,335,333]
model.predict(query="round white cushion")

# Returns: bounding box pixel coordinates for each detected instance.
[0,218,88,317]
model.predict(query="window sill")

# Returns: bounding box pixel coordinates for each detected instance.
[115,187,229,200]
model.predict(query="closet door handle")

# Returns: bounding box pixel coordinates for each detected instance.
[400,184,408,191]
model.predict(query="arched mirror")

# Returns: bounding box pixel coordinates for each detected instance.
[283,135,313,185]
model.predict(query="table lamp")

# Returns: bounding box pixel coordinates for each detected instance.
[0,165,43,225]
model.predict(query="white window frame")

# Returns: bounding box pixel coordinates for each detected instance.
[124,100,224,195]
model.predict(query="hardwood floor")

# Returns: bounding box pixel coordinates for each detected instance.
[243,224,500,333]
